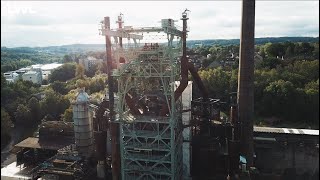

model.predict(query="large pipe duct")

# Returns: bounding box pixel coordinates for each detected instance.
[160,10,208,116]
[104,16,120,180]
[175,10,208,103]
[174,11,189,102]
[237,0,255,167]
[187,62,208,100]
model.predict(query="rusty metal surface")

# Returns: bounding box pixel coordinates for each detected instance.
[94,131,107,161]
[187,62,208,99]
[237,0,256,167]
[110,122,120,180]
[125,93,141,115]
[14,137,73,150]
[104,16,120,180]
[160,13,209,116]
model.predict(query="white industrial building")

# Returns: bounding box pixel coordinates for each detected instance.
[40,63,63,80]
[3,71,20,83]
[22,70,42,84]
[14,63,63,83]
[16,67,31,74]
[2,61,64,86]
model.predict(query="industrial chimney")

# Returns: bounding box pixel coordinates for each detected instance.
[237,0,255,167]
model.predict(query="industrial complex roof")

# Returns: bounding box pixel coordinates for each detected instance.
[254,126,319,136]
[23,71,38,75]
[41,63,63,70]
[14,137,73,150]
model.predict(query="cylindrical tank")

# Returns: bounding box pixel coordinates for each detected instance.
[73,89,93,157]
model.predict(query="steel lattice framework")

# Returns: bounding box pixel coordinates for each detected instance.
[100,15,185,179]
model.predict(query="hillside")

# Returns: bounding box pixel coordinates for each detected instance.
[1,37,318,54]
[186,37,319,47]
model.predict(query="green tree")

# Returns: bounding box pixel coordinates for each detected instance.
[294,43,301,55]
[76,78,89,89]
[260,57,281,69]
[259,46,266,58]
[51,81,68,95]
[262,80,297,120]
[265,43,285,57]
[63,107,73,122]
[88,74,107,94]
[280,71,306,88]
[303,79,319,126]
[312,43,319,59]
[289,60,319,81]
[63,54,73,63]
[198,67,231,100]
[1,73,6,87]
[14,104,32,125]
[300,42,314,55]
[1,108,12,147]
[75,64,85,79]
[285,46,294,58]
[254,69,279,114]
[40,89,70,119]
[28,97,41,122]
[49,63,76,82]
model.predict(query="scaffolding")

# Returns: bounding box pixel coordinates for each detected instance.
[100,14,184,179]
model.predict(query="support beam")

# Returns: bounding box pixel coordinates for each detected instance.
[237,0,255,167]
[104,16,120,180]
[160,10,208,116]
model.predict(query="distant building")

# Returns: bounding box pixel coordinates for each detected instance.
[79,56,103,71]
[16,67,31,75]
[40,63,63,80]
[3,71,20,83]
[188,54,206,69]
[22,70,42,84]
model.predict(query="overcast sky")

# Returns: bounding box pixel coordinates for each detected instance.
[1,1,319,47]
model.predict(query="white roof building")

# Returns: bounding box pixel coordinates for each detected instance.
[40,63,63,80]
[8,63,63,83]
[22,71,42,84]
[3,71,20,83]
[41,63,63,71]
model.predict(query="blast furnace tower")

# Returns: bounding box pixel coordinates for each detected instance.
[99,12,188,179]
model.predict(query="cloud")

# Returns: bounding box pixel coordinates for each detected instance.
[1,1,319,47]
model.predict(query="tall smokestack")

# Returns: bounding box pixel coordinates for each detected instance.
[237,0,255,167]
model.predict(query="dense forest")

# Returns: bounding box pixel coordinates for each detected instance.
[1,61,107,148]
[1,38,319,149]
[195,41,319,128]
[1,47,64,72]
[2,36,318,71]
[186,36,319,47]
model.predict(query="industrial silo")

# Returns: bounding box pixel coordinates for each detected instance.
[73,88,93,157]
